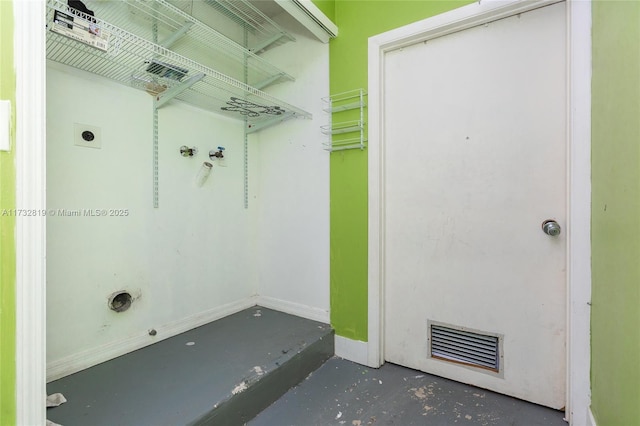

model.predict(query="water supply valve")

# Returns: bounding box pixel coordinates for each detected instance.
[209,146,225,160]
[180,146,197,157]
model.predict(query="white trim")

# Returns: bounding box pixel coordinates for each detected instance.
[275,0,337,43]
[368,0,591,423]
[14,0,47,425]
[368,0,561,52]
[587,407,598,426]
[334,336,369,366]
[47,297,255,382]
[566,1,592,424]
[367,30,384,368]
[255,295,330,324]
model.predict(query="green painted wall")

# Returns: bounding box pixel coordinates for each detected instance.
[591,2,640,425]
[329,1,472,340]
[311,0,335,22]
[0,0,16,424]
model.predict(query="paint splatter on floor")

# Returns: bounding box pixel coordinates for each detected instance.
[249,357,566,426]
[232,381,247,395]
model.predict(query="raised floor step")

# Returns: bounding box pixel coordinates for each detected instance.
[46,306,334,426]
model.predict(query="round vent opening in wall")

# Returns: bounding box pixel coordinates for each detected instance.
[108,291,133,313]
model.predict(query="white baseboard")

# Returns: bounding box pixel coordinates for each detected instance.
[47,297,255,382]
[334,335,373,366]
[586,407,597,426]
[255,295,329,324]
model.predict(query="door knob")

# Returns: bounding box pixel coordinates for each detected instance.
[542,220,561,236]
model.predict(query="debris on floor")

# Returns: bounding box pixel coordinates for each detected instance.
[46,393,67,408]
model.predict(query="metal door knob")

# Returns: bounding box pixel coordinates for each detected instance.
[542,220,561,236]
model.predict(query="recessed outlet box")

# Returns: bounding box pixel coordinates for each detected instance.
[74,123,102,149]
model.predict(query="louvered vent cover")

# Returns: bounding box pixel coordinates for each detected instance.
[430,324,500,371]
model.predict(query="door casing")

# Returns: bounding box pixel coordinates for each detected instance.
[14,1,47,425]
[367,0,592,424]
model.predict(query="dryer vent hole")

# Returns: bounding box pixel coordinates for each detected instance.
[109,292,133,312]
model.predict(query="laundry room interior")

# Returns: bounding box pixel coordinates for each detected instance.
[45,0,331,381]
[0,0,638,425]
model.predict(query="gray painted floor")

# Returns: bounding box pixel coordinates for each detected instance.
[47,306,566,426]
[46,306,333,426]
[249,357,567,426]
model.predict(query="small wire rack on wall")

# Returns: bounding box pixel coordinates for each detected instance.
[321,89,367,152]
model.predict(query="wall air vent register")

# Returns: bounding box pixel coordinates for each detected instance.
[429,323,501,372]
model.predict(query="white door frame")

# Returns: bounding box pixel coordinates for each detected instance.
[14,0,47,424]
[367,1,591,424]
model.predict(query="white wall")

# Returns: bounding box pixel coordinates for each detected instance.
[46,64,254,380]
[251,11,330,323]
[46,8,330,380]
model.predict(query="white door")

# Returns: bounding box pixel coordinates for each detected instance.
[383,2,566,409]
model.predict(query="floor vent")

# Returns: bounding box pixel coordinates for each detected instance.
[430,324,500,372]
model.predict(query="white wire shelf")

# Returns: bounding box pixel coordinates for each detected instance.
[322,89,368,113]
[46,0,311,133]
[322,89,367,152]
[322,137,369,152]
[200,0,296,53]
[320,120,364,135]
[84,0,293,90]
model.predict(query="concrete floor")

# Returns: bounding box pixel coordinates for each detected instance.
[47,306,566,426]
[46,306,333,426]
[249,357,567,426]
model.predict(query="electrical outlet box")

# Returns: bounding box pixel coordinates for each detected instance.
[74,123,102,149]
